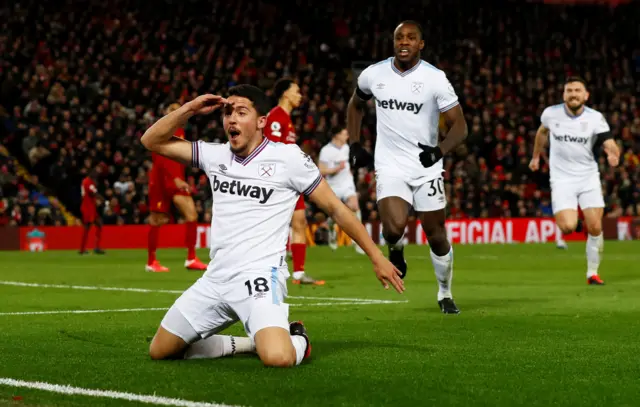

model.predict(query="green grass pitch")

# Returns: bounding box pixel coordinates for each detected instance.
[1,242,639,407]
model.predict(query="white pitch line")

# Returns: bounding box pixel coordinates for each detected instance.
[0,281,182,294]
[0,377,243,407]
[0,280,404,304]
[0,300,408,316]
[0,308,168,316]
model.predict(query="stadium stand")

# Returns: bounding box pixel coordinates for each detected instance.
[0,0,638,226]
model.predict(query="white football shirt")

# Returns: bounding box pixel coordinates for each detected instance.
[191,138,322,282]
[541,104,611,183]
[357,57,459,185]
[318,142,353,190]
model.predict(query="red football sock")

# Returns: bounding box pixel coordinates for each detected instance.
[291,243,306,272]
[186,221,197,260]
[148,225,159,265]
[95,226,102,249]
[80,226,90,252]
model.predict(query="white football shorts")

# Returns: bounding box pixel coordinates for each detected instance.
[375,172,447,212]
[328,181,357,202]
[551,176,604,214]
[161,269,290,343]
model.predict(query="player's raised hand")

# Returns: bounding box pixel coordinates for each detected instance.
[186,94,228,116]
[372,255,405,293]
[418,143,443,168]
[529,157,540,171]
[338,161,347,170]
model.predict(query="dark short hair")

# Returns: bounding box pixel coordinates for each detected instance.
[273,78,295,102]
[227,84,270,116]
[331,126,345,137]
[396,20,424,39]
[565,76,588,89]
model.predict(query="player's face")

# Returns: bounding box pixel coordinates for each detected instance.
[563,81,589,112]
[223,96,267,154]
[393,24,424,63]
[285,83,302,108]
[335,129,349,144]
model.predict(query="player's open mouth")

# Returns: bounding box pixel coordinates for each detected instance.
[229,129,241,140]
[399,49,410,57]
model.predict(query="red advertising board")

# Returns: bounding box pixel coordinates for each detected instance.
[14,217,635,251]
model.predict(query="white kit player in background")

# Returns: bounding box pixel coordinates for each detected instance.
[140,85,404,368]
[318,127,365,254]
[347,21,468,314]
[530,76,620,285]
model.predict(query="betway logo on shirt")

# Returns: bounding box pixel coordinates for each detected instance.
[553,134,589,144]
[376,98,423,114]
[212,175,274,204]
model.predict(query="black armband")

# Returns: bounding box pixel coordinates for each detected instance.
[355,86,373,101]
[595,131,613,143]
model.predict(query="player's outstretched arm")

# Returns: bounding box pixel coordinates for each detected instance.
[141,95,227,166]
[309,180,405,293]
[529,125,549,171]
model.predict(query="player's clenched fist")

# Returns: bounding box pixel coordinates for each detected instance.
[186,94,228,115]
[529,157,540,171]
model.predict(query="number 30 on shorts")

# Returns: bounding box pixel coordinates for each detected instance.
[244,277,270,296]
[427,177,444,197]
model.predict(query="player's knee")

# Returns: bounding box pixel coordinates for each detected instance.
[183,210,198,223]
[556,220,577,234]
[148,342,168,361]
[586,221,602,236]
[259,349,296,368]
[292,213,306,233]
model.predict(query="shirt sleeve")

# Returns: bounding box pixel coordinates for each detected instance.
[264,111,284,142]
[434,72,459,113]
[356,66,374,101]
[594,113,611,135]
[540,107,551,128]
[318,146,331,164]
[287,145,323,196]
[191,140,218,173]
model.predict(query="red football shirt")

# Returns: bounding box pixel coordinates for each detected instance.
[264,106,296,144]
[149,128,186,191]
[81,177,97,211]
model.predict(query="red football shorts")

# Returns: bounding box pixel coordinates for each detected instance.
[149,182,190,214]
[81,206,97,224]
[294,195,305,211]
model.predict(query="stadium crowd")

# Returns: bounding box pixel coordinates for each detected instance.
[0,0,638,227]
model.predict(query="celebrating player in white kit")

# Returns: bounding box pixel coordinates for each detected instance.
[140,85,404,368]
[347,21,468,314]
[530,76,620,285]
[318,127,364,253]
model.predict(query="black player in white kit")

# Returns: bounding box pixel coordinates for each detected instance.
[347,21,468,313]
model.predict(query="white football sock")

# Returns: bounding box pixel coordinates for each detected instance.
[586,233,603,278]
[555,225,566,246]
[430,247,454,301]
[184,335,255,360]
[292,271,305,280]
[290,335,307,365]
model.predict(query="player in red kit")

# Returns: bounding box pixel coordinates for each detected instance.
[146,103,207,273]
[264,79,324,285]
[80,168,104,254]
